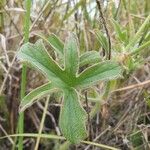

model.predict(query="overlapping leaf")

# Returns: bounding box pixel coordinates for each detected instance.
[48,33,64,55]
[34,33,64,56]
[111,19,128,44]
[79,51,102,67]
[94,29,109,52]
[36,33,102,68]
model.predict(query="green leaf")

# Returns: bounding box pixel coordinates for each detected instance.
[34,33,64,56]
[79,51,101,67]
[111,20,122,35]
[59,88,87,144]
[111,19,127,43]
[17,39,67,88]
[94,29,109,52]
[125,14,150,51]
[47,33,64,55]
[76,61,122,88]
[130,40,150,55]
[64,33,79,77]
[19,82,57,112]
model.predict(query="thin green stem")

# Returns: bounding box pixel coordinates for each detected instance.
[34,96,50,150]
[24,0,31,43]
[18,0,31,149]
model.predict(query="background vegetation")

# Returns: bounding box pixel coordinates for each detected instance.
[0,0,150,149]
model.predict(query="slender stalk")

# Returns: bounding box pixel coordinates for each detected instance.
[85,91,92,141]
[18,0,31,149]
[96,0,111,60]
[34,96,50,150]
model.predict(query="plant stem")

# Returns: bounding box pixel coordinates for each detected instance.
[34,96,50,150]
[96,0,111,60]
[85,91,92,140]
[18,0,31,149]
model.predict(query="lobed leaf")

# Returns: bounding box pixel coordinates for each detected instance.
[17,39,67,88]
[64,33,79,77]
[76,61,122,88]
[59,88,87,144]
[19,82,57,112]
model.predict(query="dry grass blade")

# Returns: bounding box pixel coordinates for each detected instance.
[0,133,120,150]
[112,80,150,92]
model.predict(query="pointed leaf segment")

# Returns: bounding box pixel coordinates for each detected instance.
[64,33,79,77]
[77,61,122,88]
[59,88,87,143]
[19,82,56,112]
